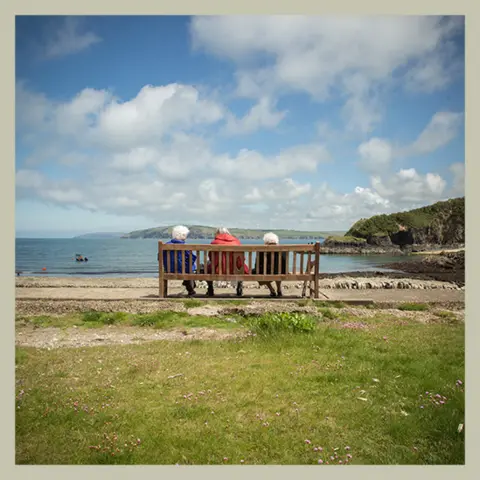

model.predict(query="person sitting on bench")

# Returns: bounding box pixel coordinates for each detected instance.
[253,232,287,297]
[206,227,249,297]
[163,225,197,296]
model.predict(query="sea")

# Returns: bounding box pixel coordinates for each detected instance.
[15,238,418,278]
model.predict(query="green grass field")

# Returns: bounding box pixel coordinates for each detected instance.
[15,310,464,465]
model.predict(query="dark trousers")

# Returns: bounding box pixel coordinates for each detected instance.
[182,280,196,292]
[207,280,243,295]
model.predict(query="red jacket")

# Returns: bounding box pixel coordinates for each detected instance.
[208,233,250,274]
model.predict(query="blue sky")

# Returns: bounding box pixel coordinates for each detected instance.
[15,15,465,237]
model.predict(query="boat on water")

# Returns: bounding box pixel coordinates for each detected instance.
[75,254,89,262]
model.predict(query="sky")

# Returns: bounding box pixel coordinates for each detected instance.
[15,15,465,237]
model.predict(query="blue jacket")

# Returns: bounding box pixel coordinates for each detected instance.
[162,239,197,273]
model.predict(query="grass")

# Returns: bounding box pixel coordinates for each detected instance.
[397,303,429,312]
[183,299,204,309]
[324,235,367,244]
[15,309,464,465]
[433,310,459,324]
[15,311,243,331]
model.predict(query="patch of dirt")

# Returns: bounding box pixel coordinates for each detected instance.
[15,300,188,316]
[15,325,243,349]
[187,305,223,317]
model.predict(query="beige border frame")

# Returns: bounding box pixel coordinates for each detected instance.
[1,3,475,479]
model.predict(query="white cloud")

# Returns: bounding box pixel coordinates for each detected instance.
[264,178,311,200]
[405,39,464,93]
[358,138,393,173]
[16,82,226,151]
[110,147,158,172]
[191,16,463,133]
[357,110,464,172]
[306,183,391,223]
[371,168,446,204]
[16,79,456,231]
[95,84,225,149]
[225,97,286,135]
[43,17,102,59]
[341,73,383,135]
[16,82,334,227]
[16,169,45,189]
[303,167,448,227]
[449,162,465,196]
[404,111,464,156]
[213,144,331,180]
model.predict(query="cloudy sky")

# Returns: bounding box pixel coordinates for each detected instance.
[15,15,465,237]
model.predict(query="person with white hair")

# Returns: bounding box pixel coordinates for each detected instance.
[254,232,287,297]
[163,225,197,296]
[206,227,249,297]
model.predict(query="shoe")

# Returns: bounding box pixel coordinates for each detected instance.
[187,290,196,296]
[277,291,283,297]
[269,291,277,297]
[236,285,243,297]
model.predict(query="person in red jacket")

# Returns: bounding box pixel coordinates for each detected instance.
[207,227,249,297]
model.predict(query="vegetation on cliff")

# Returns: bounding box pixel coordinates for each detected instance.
[341,197,464,246]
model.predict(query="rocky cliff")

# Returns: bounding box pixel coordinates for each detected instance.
[324,197,464,253]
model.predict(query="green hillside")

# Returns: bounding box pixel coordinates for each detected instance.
[338,197,465,245]
[122,225,345,240]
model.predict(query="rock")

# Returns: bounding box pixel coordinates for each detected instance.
[367,234,393,247]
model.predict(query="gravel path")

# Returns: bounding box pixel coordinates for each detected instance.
[16,275,462,290]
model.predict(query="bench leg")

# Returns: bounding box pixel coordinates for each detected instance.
[159,279,168,298]
[302,281,308,297]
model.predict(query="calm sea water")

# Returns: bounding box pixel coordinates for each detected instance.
[15,238,415,278]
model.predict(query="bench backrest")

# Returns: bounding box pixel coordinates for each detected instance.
[158,242,321,281]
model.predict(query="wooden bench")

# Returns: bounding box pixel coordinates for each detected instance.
[158,242,321,299]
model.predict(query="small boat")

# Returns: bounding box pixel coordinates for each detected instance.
[75,254,89,262]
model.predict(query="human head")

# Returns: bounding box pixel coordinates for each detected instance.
[216,227,230,235]
[263,232,279,245]
[172,225,190,241]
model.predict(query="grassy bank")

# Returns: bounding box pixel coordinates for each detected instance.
[16,310,464,465]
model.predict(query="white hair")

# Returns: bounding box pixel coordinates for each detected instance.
[216,227,230,235]
[263,232,279,245]
[172,225,190,240]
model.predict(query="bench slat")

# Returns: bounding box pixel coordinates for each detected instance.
[161,244,315,252]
